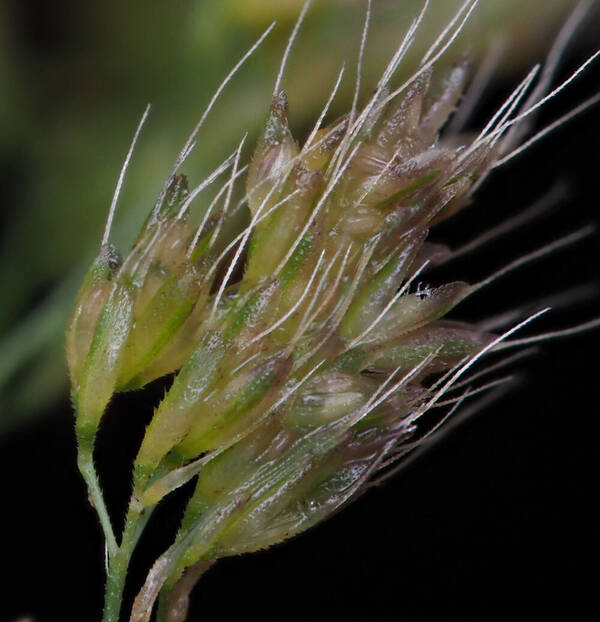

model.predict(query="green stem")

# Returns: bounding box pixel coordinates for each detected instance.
[77,442,119,559]
[102,461,169,620]
[102,506,152,622]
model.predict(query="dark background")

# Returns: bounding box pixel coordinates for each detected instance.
[1,1,599,620]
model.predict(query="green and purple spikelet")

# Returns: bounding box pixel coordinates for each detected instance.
[65,3,599,621]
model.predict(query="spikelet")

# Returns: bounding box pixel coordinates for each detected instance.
[65,2,600,621]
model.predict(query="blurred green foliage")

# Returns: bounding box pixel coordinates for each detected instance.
[0,0,587,430]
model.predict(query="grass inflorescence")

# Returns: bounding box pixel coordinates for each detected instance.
[65,2,600,621]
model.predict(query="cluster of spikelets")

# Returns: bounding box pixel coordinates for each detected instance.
[65,2,600,621]
[67,74,501,620]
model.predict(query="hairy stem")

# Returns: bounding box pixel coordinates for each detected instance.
[103,506,153,622]
[77,437,118,559]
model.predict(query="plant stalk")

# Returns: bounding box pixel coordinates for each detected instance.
[77,441,119,559]
[102,506,152,622]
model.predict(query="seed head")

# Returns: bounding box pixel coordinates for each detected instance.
[65,3,600,620]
